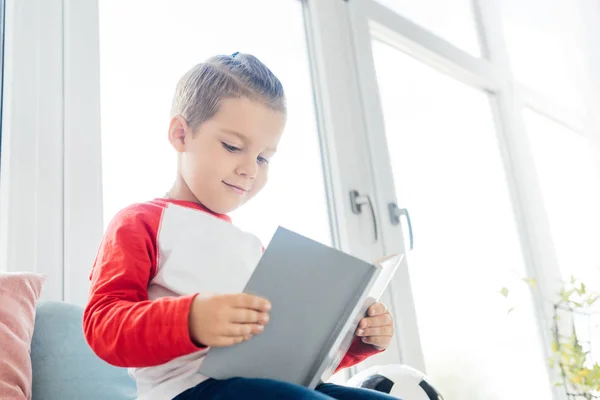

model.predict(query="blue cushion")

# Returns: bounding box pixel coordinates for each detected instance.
[31,301,137,400]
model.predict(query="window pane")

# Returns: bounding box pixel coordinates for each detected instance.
[374,0,481,56]
[524,110,600,285]
[371,39,552,399]
[500,0,587,110]
[99,0,331,247]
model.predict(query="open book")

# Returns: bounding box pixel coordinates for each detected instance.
[199,226,404,389]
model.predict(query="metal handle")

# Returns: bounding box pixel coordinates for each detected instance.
[349,190,378,242]
[389,203,414,251]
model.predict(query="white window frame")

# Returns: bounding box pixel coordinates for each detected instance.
[62,0,103,305]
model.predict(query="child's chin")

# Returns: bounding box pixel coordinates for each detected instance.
[210,198,245,215]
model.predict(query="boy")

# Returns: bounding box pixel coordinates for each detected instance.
[83,53,398,400]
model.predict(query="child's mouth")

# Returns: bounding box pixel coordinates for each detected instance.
[223,182,248,195]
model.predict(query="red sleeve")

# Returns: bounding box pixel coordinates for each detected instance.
[334,337,384,373]
[82,204,203,368]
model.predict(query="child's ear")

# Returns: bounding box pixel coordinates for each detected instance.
[168,116,190,152]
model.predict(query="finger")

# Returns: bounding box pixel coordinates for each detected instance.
[359,313,392,329]
[231,294,272,312]
[360,336,391,349]
[223,322,265,337]
[229,309,270,325]
[368,302,387,316]
[356,325,394,337]
[215,334,250,347]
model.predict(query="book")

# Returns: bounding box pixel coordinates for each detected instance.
[198,226,404,389]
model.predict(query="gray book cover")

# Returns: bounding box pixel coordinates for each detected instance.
[198,226,401,388]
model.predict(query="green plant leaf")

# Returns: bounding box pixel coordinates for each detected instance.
[501,276,600,393]
[562,289,575,302]
[522,277,537,289]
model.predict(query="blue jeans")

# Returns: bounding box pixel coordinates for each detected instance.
[173,378,400,399]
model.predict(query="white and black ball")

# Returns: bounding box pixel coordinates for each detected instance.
[348,364,444,400]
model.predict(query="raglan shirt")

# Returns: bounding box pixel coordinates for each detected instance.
[83,198,381,400]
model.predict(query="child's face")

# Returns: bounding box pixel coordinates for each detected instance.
[170,97,286,214]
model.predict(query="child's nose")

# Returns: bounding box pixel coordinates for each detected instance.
[235,157,258,179]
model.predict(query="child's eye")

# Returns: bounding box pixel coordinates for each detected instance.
[222,142,241,152]
[257,156,269,165]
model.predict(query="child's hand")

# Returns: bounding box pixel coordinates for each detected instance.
[189,293,271,347]
[355,303,394,350]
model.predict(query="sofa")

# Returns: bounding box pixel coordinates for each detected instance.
[31,301,137,400]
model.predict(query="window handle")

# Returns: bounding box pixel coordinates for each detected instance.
[389,203,414,251]
[349,190,378,242]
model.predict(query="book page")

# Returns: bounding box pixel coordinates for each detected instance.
[318,253,404,384]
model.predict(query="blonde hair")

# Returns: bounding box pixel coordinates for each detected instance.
[171,52,287,132]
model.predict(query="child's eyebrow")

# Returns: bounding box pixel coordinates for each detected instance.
[221,128,248,142]
[220,128,278,153]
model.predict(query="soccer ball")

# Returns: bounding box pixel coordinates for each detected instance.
[347,364,444,400]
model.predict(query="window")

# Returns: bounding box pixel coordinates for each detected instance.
[368,40,552,399]
[99,0,331,246]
